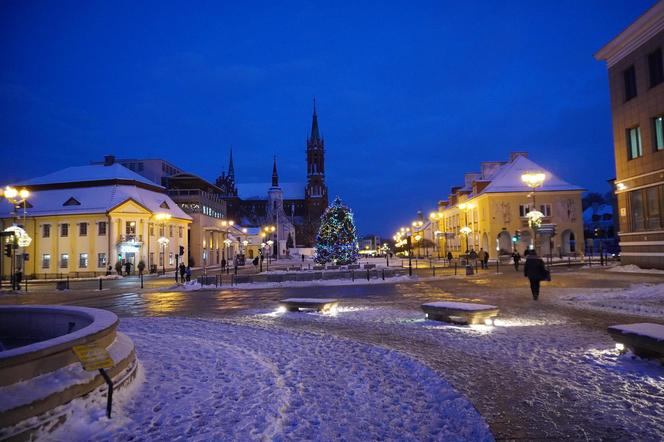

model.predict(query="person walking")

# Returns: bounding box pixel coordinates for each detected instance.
[512,251,521,271]
[179,262,186,283]
[185,265,192,282]
[124,261,132,276]
[524,251,548,300]
[482,249,489,269]
[221,258,227,270]
[447,251,453,263]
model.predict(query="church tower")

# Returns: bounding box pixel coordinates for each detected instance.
[216,148,238,197]
[267,156,296,256]
[304,99,329,236]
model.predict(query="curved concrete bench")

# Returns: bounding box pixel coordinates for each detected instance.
[280,298,339,313]
[0,305,137,439]
[421,301,499,325]
[608,323,664,361]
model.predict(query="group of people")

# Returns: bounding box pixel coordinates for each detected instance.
[177,263,192,283]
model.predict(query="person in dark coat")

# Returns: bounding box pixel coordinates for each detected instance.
[179,263,186,283]
[124,261,132,276]
[221,258,227,269]
[447,251,453,262]
[512,251,521,271]
[524,251,548,300]
[185,266,192,282]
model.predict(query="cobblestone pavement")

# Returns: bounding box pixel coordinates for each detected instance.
[2,267,663,440]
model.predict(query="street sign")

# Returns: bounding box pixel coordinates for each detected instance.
[72,344,114,371]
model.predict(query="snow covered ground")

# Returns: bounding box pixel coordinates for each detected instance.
[245,305,664,439]
[45,317,492,441]
[607,264,664,275]
[555,283,664,318]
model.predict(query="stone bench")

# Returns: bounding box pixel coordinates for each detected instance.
[607,323,664,360]
[421,301,499,325]
[280,298,339,313]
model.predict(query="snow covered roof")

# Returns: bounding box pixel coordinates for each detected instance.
[0,184,191,220]
[480,156,583,194]
[237,182,305,200]
[18,164,159,188]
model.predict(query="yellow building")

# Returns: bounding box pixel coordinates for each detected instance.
[1,164,191,278]
[432,152,585,259]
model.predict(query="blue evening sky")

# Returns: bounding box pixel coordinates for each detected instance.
[0,0,657,236]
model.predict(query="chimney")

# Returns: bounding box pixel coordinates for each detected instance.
[509,151,528,162]
[104,155,116,166]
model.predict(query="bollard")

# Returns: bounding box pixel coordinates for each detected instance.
[25,277,28,293]
[496,259,499,274]
[352,270,354,282]
[99,278,102,291]
[367,269,370,281]
[432,266,436,277]
[568,255,571,267]
[66,275,70,290]
[216,275,219,287]
[475,260,478,273]
[382,269,385,280]
[140,273,144,289]
[454,262,457,275]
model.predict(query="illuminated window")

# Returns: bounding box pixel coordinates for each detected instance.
[60,253,69,268]
[79,253,88,268]
[654,116,664,151]
[627,127,643,159]
[98,253,107,268]
[42,254,51,269]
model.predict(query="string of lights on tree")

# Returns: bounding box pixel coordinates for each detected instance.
[314,197,359,265]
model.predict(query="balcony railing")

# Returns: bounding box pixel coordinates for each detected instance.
[118,234,143,244]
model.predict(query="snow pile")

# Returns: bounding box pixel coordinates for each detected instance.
[556,283,664,318]
[607,264,664,275]
[47,318,492,441]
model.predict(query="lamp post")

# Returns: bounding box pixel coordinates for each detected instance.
[429,212,444,259]
[266,240,274,269]
[3,186,30,288]
[521,172,546,254]
[411,220,424,259]
[458,203,474,256]
[221,220,235,262]
[154,213,172,274]
[261,225,275,259]
[259,241,266,272]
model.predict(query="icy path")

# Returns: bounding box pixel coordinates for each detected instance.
[46,317,492,441]
[240,305,664,441]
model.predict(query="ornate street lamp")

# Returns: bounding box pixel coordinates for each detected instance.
[521,172,546,253]
[458,203,474,256]
[3,186,30,289]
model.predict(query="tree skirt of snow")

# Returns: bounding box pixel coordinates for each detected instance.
[555,283,664,318]
[46,318,492,441]
[607,264,664,274]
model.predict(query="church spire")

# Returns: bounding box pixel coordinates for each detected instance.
[310,98,321,142]
[272,155,279,187]
[228,148,235,180]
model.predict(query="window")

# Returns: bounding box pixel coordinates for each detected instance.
[60,253,69,268]
[159,225,164,236]
[646,186,661,229]
[42,224,50,238]
[169,225,173,237]
[98,253,107,268]
[623,65,637,101]
[627,127,643,159]
[79,222,87,236]
[63,197,81,206]
[519,204,531,217]
[98,221,107,236]
[61,223,69,237]
[126,221,136,235]
[149,252,154,267]
[149,223,154,236]
[539,204,552,217]
[654,116,664,151]
[179,226,183,238]
[79,253,88,268]
[42,254,51,269]
[630,190,645,231]
[138,162,144,171]
[648,48,664,88]
[169,252,174,265]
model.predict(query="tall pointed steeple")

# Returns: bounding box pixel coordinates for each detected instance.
[228,148,235,180]
[272,155,279,187]
[309,98,321,142]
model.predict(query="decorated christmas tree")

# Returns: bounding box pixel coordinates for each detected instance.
[314,197,360,265]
